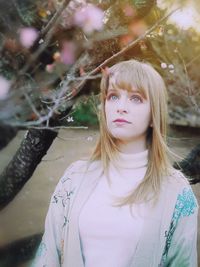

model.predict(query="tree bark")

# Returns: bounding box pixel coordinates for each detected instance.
[0,124,18,150]
[173,144,200,184]
[0,128,57,210]
[0,233,42,267]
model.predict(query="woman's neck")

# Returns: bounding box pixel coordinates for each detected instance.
[117,139,147,154]
[112,149,148,169]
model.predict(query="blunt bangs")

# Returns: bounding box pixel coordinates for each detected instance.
[101,61,154,100]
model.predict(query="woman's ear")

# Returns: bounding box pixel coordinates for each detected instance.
[150,122,153,127]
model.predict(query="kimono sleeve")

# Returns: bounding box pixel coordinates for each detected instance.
[162,186,199,267]
[30,164,75,267]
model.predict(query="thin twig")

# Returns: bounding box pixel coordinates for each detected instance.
[11,0,72,88]
[40,0,71,38]
[186,54,200,67]
[8,54,86,127]
[24,92,41,119]
[66,7,181,100]
[176,50,199,110]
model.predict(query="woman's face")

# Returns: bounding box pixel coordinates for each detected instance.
[105,80,151,150]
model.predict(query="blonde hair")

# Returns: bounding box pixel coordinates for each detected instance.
[90,59,174,207]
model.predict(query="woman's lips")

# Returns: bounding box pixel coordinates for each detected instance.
[113,119,131,123]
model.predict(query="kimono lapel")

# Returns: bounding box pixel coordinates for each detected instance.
[65,161,103,267]
[132,178,181,267]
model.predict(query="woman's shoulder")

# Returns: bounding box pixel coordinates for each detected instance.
[64,159,102,173]
[60,159,102,185]
[167,168,190,187]
[166,168,198,207]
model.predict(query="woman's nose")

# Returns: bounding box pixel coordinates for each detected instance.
[117,98,128,114]
[117,107,128,114]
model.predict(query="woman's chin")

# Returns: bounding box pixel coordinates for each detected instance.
[111,133,133,143]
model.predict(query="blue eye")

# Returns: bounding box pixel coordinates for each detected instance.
[107,94,118,101]
[130,95,142,103]
[111,95,118,100]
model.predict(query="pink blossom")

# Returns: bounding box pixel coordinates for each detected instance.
[161,63,167,69]
[19,27,38,48]
[123,4,136,17]
[53,52,61,62]
[129,20,147,37]
[74,4,104,34]
[46,63,55,73]
[0,76,10,100]
[60,41,76,65]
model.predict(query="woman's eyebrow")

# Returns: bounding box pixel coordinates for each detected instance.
[130,89,146,98]
[131,91,144,97]
[107,88,118,92]
[129,90,141,94]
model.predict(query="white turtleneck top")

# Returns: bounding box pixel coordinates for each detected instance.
[78,150,148,267]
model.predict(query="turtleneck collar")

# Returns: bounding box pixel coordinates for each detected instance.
[111,150,148,169]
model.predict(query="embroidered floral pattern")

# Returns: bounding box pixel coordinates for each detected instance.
[52,176,75,208]
[32,167,76,266]
[63,215,69,228]
[173,187,197,217]
[52,187,74,208]
[160,187,197,265]
[36,241,47,257]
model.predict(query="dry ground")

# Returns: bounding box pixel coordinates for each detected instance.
[0,126,199,265]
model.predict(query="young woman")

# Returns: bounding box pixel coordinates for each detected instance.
[31,60,198,267]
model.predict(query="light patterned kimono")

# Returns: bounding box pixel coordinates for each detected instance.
[31,160,198,267]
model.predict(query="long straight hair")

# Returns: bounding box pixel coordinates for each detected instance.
[90,59,174,207]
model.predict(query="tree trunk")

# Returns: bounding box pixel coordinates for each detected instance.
[0,233,42,267]
[0,124,18,150]
[0,129,57,210]
[173,144,200,184]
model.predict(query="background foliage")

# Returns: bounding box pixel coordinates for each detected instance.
[0,0,199,127]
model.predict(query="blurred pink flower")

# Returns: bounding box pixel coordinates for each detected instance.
[129,20,147,37]
[123,4,136,17]
[60,41,76,65]
[46,63,55,73]
[74,4,104,34]
[19,27,38,48]
[0,76,10,100]
[161,62,167,69]
[53,52,61,62]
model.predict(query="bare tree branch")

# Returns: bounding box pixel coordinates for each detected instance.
[66,7,181,100]
[11,0,72,87]
[40,0,71,38]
